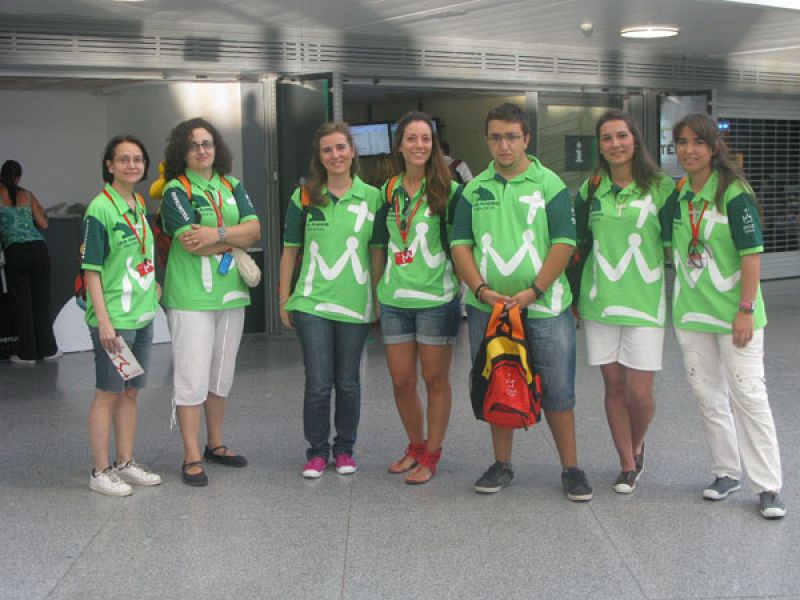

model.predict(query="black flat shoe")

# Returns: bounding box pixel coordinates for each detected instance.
[204,445,248,468]
[182,460,208,486]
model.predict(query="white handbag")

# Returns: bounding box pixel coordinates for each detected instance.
[232,247,261,288]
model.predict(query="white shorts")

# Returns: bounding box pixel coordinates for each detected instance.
[167,307,245,407]
[583,320,664,371]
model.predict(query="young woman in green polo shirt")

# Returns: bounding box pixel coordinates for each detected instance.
[83,135,162,496]
[278,122,383,479]
[670,112,785,519]
[161,118,261,487]
[373,112,462,484]
[574,110,675,494]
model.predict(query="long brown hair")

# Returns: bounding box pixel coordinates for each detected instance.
[672,112,755,212]
[594,109,661,192]
[306,122,359,206]
[393,112,451,216]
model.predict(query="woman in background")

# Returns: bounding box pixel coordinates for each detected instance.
[0,160,59,364]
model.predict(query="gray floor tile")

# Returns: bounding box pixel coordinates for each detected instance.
[1,278,798,600]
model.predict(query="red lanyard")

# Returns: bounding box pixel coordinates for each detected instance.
[104,190,147,257]
[393,189,424,250]
[688,195,707,247]
[204,189,224,228]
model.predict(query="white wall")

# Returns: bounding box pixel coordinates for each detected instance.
[0,89,108,209]
[0,82,244,213]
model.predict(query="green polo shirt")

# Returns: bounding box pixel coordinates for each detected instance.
[451,155,576,318]
[575,173,676,327]
[664,170,767,333]
[81,184,158,329]
[284,176,382,323]
[374,177,462,308]
[160,169,259,311]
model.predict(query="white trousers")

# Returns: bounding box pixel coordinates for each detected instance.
[167,307,245,407]
[676,328,782,494]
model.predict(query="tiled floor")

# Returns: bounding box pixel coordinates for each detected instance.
[2,278,798,600]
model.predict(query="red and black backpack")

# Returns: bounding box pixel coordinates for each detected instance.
[470,303,542,430]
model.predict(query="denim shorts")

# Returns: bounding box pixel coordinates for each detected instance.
[380,296,461,346]
[467,305,576,412]
[90,322,153,393]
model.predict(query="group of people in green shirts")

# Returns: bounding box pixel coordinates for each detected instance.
[82,104,786,520]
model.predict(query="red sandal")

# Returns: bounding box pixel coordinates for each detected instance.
[405,448,442,485]
[388,442,426,474]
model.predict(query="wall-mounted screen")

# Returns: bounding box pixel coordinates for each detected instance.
[351,123,391,156]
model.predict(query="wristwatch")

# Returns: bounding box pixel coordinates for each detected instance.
[738,300,756,314]
[217,226,226,243]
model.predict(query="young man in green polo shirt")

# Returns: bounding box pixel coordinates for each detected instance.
[451,103,592,501]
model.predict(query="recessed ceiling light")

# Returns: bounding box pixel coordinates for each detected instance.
[720,0,800,9]
[620,25,680,39]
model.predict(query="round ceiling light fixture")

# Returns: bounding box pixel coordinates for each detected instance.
[620,25,680,39]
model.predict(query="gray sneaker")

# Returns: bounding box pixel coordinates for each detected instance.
[562,467,593,501]
[474,461,514,494]
[702,476,741,500]
[613,470,639,494]
[759,492,787,519]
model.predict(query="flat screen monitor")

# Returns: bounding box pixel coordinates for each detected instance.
[350,123,391,156]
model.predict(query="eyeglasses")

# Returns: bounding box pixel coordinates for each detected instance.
[189,140,215,153]
[113,155,145,166]
[487,133,525,145]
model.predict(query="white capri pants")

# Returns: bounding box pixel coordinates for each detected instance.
[168,307,245,407]
[676,328,782,494]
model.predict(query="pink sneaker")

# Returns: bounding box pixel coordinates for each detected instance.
[302,456,327,479]
[335,453,357,475]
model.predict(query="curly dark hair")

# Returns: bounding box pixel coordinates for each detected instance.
[163,117,232,182]
[392,111,451,217]
[101,134,150,184]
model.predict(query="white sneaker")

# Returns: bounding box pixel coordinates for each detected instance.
[44,350,63,361]
[90,467,133,497]
[115,460,162,486]
[9,355,35,366]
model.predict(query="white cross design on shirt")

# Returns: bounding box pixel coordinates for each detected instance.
[347,201,374,233]
[518,192,546,225]
[629,194,657,229]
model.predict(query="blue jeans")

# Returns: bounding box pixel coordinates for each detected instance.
[293,311,370,460]
[467,305,577,412]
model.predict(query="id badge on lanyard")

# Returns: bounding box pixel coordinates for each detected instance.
[104,190,153,275]
[394,190,423,266]
[687,198,708,270]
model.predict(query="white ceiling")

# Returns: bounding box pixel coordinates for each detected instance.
[3,0,800,69]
